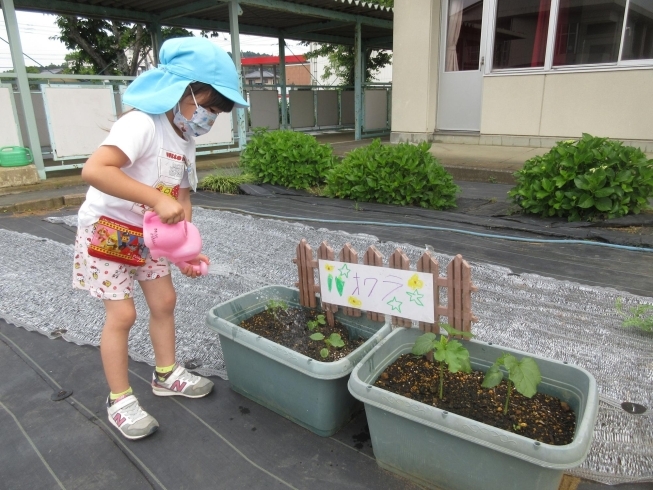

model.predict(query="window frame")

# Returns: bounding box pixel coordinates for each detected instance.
[484,0,653,75]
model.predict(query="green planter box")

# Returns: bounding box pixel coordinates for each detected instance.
[206,285,391,436]
[348,327,599,490]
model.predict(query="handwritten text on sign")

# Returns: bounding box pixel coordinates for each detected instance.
[318,260,434,323]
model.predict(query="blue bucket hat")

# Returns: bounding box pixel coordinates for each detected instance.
[123,37,249,114]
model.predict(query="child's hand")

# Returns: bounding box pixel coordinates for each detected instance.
[153,196,185,224]
[178,254,210,278]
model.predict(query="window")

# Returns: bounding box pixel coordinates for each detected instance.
[622,0,653,61]
[445,0,485,71]
[553,0,627,66]
[490,0,653,71]
[493,0,552,69]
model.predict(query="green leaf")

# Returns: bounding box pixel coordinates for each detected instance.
[320,348,329,358]
[481,363,504,388]
[328,333,345,348]
[594,187,616,198]
[440,323,474,339]
[442,339,471,373]
[574,176,591,190]
[412,333,437,356]
[310,333,325,341]
[577,194,595,208]
[508,357,542,398]
[595,197,613,212]
[432,340,447,362]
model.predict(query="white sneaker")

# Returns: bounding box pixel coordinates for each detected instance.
[106,394,159,440]
[152,364,214,398]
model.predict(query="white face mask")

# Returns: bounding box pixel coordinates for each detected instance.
[173,87,218,140]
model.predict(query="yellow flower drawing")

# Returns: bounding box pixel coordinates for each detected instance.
[407,273,424,290]
[348,296,362,307]
[325,263,335,272]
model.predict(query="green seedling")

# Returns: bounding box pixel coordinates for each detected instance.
[411,324,474,399]
[310,332,345,358]
[266,299,287,311]
[266,299,288,320]
[307,314,326,331]
[616,298,653,332]
[482,353,542,415]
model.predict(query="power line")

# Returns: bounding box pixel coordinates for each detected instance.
[0,35,58,72]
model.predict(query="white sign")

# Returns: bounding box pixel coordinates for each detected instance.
[318,260,434,323]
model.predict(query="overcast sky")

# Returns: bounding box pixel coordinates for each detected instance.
[0,11,311,71]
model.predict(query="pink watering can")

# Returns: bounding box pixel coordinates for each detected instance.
[143,211,208,276]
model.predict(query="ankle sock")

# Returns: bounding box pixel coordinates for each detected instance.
[109,387,133,404]
[155,363,177,381]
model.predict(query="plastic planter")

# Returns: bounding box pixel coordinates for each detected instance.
[348,327,598,490]
[206,285,391,437]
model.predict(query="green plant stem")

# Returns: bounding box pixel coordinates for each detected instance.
[504,380,512,415]
[439,362,444,399]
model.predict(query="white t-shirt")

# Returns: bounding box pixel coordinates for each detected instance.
[77,111,197,228]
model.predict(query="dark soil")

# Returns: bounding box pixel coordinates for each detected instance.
[374,353,577,446]
[239,306,365,362]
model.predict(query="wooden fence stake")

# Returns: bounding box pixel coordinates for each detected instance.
[417,250,440,333]
[293,239,317,308]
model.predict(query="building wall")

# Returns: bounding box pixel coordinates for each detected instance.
[391,0,653,143]
[312,55,393,86]
[391,0,441,137]
[481,69,653,140]
[286,64,311,86]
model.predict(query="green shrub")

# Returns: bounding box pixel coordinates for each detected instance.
[508,134,653,222]
[240,128,336,189]
[199,171,259,194]
[324,140,459,209]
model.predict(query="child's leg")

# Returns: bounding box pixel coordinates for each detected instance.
[74,225,158,440]
[138,274,176,367]
[101,299,137,395]
[139,274,214,398]
[102,296,159,440]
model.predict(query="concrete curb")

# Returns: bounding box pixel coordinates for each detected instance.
[0,194,86,215]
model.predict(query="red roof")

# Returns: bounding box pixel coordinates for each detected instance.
[241,55,307,66]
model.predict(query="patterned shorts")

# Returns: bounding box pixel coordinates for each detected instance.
[73,225,170,301]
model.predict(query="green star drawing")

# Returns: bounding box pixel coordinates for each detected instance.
[406,289,425,307]
[338,264,351,278]
[387,297,403,313]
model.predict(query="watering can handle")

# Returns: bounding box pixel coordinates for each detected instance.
[176,260,208,276]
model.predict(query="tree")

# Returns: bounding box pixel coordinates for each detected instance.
[303,45,391,86]
[302,0,393,85]
[3,64,66,74]
[52,17,195,76]
[241,51,270,58]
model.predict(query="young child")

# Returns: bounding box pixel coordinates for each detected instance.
[73,37,248,440]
